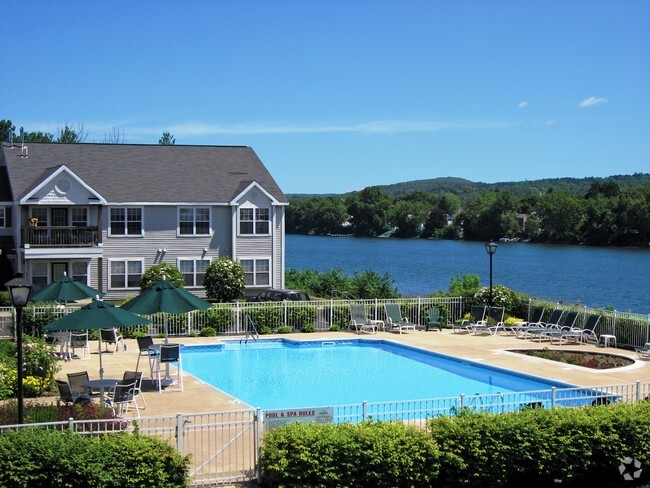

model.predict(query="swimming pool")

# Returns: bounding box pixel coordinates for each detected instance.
[181,338,579,410]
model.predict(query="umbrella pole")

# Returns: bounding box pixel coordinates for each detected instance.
[98,335,104,380]
[164,313,169,344]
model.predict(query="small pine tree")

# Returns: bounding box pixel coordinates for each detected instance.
[204,258,246,302]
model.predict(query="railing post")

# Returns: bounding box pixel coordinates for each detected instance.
[459,394,465,410]
[68,417,74,431]
[255,407,262,481]
[176,413,184,453]
[551,387,556,409]
[637,381,642,402]
[362,400,368,421]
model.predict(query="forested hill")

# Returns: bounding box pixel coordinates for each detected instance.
[288,173,650,200]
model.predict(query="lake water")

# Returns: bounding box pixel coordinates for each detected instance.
[286,235,650,314]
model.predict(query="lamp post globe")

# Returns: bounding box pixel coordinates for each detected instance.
[4,275,33,425]
[484,241,498,308]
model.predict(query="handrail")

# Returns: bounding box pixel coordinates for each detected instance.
[244,314,259,342]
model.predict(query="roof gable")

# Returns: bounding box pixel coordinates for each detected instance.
[20,165,106,205]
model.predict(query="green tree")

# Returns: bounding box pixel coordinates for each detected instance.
[392,200,427,237]
[345,186,392,237]
[350,270,399,299]
[139,263,185,290]
[204,257,246,302]
[439,192,461,215]
[56,124,86,143]
[159,131,176,145]
[537,190,584,242]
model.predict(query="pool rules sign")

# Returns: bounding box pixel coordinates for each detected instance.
[263,407,334,432]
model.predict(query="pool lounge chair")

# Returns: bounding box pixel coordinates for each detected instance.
[636,347,650,359]
[384,303,416,334]
[540,311,581,344]
[521,309,564,340]
[470,306,505,335]
[452,305,486,333]
[511,307,545,337]
[349,304,384,334]
[556,314,601,345]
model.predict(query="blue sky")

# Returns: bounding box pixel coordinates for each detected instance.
[2,1,649,194]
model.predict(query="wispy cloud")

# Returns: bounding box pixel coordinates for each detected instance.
[579,96,608,108]
[518,101,528,109]
[135,119,514,138]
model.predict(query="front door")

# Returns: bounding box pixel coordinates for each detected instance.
[52,262,68,280]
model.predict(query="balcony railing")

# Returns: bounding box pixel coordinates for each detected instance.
[24,226,100,247]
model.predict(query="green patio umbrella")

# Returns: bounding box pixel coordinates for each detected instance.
[30,272,104,303]
[44,298,150,378]
[120,276,212,343]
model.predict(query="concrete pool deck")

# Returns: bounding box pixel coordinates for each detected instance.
[53,329,650,417]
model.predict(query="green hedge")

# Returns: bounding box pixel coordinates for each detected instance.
[259,402,650,487]
[0,429,190,487]
[259,421,440,487]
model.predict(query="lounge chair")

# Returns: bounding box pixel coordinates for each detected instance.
[100,328,124,353]
[560,314,601,345]
[425,307,443,331]
[540,311,580,344]
[636,347,650,359]
[452,305,486,333]
[511,307,545,337]
[481,307,509,335]
[349,304,384,334]
[384,303,416,334]
[521,309,564,340]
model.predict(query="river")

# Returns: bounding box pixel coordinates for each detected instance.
[285,235,650,314]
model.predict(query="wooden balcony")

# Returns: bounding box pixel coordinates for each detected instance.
[24,226,100,247]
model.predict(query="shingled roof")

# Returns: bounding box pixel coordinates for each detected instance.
[1,142,288,204]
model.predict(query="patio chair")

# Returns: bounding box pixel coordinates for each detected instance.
[384,303,416,334]
[452,305,486,333]
[151,344,183,393]
[70,331,90,360]
[349,304,384,334]
[482,307,510,335]
[106,381,140,417]
[568,314,601,345]
[100,328,124,354]
[521,309,564,340]
[135,335,158,376]
[425,307,443,331]
[122,370,147,409]
[540,311,580,344]
[55,379,91,406]
[67,371,100,399]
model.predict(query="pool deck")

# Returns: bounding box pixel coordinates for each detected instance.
[53,329,650,417]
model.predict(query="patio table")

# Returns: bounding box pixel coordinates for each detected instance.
[83,378,119,406]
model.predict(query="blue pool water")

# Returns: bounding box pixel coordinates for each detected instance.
[181,339,577,410]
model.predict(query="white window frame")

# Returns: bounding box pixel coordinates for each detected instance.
[108,206,144,237]
[30,261,49,289]
[239,257,271,287]
[238,206,271,236]
[177,257,211,288]
[0,208,5,228]
[108,258,144,290]
[177,207,212,236]
[70,261,89,285]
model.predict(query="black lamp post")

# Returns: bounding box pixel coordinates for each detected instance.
[484,241,498,308]
[5,275,33,425]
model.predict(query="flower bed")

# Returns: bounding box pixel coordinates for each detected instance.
[513,348,634,369]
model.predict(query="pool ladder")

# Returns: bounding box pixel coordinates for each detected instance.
[242,313,259,343]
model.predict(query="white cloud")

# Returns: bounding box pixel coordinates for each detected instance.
[545,119,558,127]
[518,101,528,109]
[579,97,608,108]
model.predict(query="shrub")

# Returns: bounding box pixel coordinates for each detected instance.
[199,326,216,337]
[139,263,185,290]
[300,324,315,333]
[204,257,246,302]
[276,325,293,334]
[0,429,190,487]
[0,336,60,400]
[329,324,341,332]
[0,399,117,426]
[258,325,272,335]
[205,308,235,334]
[260,421,440,487]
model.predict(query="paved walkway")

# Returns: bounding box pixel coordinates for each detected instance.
[54,329,650,417]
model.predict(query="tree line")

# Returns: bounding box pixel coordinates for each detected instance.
[287,180,650,246]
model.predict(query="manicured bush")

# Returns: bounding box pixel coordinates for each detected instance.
[139,262,185,290]
[248,306,283,329]
[0,429,190,487]
[0,336,60,400]
[205,307,235,334]
[276,325,293,334]
[204,257,246,302]
[259,421,440,487]
[429,402,650,487]
[300,324,315,333]
[199,326,216,337]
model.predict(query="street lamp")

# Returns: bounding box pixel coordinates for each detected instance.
[5,274,33,425]
[484,241,498,308]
